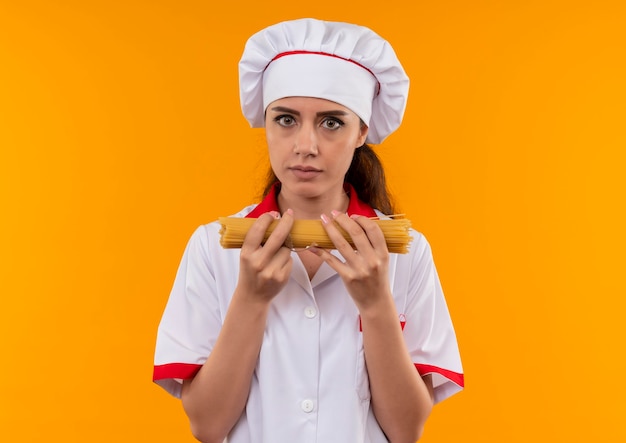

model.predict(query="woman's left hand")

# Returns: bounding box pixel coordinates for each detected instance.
[308,210,391,309]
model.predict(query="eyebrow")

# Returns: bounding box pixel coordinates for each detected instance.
[269,106,350,117]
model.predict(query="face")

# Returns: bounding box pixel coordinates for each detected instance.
[264,96,368,202]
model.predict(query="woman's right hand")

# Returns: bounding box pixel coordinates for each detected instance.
[236,209,294,303]
[181,209,294,442]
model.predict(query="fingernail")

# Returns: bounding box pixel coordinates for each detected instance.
[307,243,320,254]
[269,211,280,219]
[331,210,342,218]
[285,208,294,216]
[350,214,360,220]
[320,213,330,224]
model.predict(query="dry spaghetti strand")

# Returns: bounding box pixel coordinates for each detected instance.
[219,217,413,254]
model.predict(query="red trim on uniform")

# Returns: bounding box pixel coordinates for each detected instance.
[359,314,406,331]
[266,50,381,96]
[153,363,202,381]
[414,363,465,388]
[345,183,377,218]
[245,183,281,218]
[246,182,377,219]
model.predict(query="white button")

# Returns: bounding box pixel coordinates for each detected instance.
[304,306,317,318]
[301,399,314,413]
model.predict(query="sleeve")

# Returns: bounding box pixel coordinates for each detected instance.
[398,231,464,404]
[152,224,224,398]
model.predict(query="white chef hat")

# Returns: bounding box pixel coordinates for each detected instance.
[238,18,409,144]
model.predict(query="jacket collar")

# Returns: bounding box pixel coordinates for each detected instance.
[245,182,377,218]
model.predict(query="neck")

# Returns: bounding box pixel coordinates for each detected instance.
[277,186,349,219]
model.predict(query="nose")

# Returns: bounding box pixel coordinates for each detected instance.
[293,123,318,156]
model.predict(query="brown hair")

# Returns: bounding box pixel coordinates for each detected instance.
[261,143,396,215]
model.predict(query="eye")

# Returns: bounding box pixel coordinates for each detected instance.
[321,117,344,130]
[274,115,296,127]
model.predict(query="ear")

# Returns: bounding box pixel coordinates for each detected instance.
[356,123,369,147]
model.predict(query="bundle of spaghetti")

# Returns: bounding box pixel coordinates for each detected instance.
[218,216,413,254]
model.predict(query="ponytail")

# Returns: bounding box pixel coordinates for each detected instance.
[345,144,395,215]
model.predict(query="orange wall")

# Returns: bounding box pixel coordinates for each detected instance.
[1,1,625,442]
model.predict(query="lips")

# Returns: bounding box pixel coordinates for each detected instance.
[291,165,321,172]
[289,165,322,180]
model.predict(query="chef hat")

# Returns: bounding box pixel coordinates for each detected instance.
[238,18,409,144]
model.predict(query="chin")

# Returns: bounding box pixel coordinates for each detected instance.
[282,180,326,198]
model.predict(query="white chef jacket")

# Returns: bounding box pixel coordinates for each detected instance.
[153,183,464,443]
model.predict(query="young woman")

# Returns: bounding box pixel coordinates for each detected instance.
[153,18,464,443]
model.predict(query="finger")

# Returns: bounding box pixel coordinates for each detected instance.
[267,239,294,266]
[272,246,294,274]
[307,244,348,274]
[350,215,388,253]
[262,208,295,252]
[330,211,375,254]
[254,245,293,284]
[319,213,354,254]
[241,211,279,253]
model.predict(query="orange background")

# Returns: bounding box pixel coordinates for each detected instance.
[1,1,625,442]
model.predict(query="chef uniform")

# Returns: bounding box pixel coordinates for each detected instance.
[153,18,464,443]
